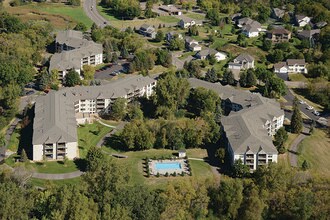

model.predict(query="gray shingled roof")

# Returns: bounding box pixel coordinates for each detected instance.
[33,75,156,146]
[196,48,218,57]
[297,29,320,39]
[56,30,91,49]
[287,59,305,65]
[49,43,103,72]
[235,53,254,63]
[33,91,77,145]
[188,78,282,155]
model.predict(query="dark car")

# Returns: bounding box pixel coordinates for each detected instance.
[25,90,35,96]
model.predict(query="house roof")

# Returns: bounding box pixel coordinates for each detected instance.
[315,21,327,28]
[297,29,320,39]
[159,5,180,13]
[269,28,291,35]
[274,62,287,69]
[185,36,198,43]
[234,53,254,63]
[196,48,218,57]
[55,30,91,49]
[49,43,103,72]
[188,78,282,155]
[295,14,309,21]
[140,24,153,30]
[272,8,285,18]
[287,59,305,65]
[190,43,200,48]
[242,24,259,32]
[33,75,156,145]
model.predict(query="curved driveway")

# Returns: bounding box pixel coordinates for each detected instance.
[84,0,109,28]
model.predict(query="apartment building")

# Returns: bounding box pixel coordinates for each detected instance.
[50,30,103,81]
[32,75,156,161]
[188,78,284,171]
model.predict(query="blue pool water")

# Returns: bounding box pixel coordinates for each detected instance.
[155,162,181,170]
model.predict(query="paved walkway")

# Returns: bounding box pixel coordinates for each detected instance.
[288,127,309,167]
[32,171,83,180]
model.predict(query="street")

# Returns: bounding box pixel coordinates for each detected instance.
[84,0,109,28]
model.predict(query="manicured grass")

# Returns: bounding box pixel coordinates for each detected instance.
[102,147,215,186]
[7,127,20,152]
[185,12,205,20]
[78,122,113,158]
[157,16,180,23]
[186,148,208,159]
[289,73,308,82]
[96,5,120,21]
[148,65,169,75]
[298,129,330,177]
[30,160,78,174]
[29,177,81,188]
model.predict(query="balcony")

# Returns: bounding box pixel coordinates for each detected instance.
[44,145,53,150]
[258,154,266,159]
[258,161,267,165]
[57,149,66,154]
[246,160,254,165]
[246,154,254,159]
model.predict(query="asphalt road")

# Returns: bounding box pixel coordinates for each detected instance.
[94,62,129,80]
[84,0,109,28]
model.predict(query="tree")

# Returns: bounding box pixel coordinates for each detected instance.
[206,8,221,26]
[205,68,218,82]
[291,103,303,134]
[188,87,220,116]
[302,160,310,171]
[262,38,272,51]
[65,70,81,87]
[20,149,28,162]
[274,127,288,154]
[155,49,171,67]
[215,148,225,164]
[74,22,87,32]
[127,102,143,120]
[188,25,199,36]
[86,146,105,171]
[263,76,286,98]
[155,30,164,42]
[246,69,257,87]
[82,65,95,81]
[110,98,127,121]
[222,70,236,85]
[185,60,202,78]
[169,36,184,51]
[68,0,80,6]
[232,159,250,178]
[257,5,271,23]
[269,49,284,63]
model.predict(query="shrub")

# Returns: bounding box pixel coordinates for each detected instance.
[156,172,160,177]
[173,172,177,177]
[181,171,185,176]
[165,172,169,177]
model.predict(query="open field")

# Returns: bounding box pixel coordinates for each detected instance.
[298,129,330,177]
[5,2,92,29]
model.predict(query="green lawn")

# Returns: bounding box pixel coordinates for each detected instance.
[29,177,81,188]
[78,122,113,158]
[179,51,195,60]
[288,73,308,82]
[157,16,180,23]
[185,12,205,20]
[298,129,330,177]
[36,3,93,27]
[7,127,20,152]
[30,160,79,174]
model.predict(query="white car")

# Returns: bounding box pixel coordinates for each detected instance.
[313,111,320,116]
[299,100,306,104]
[306,105,314,110]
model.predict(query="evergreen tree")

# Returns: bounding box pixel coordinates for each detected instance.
[291,102,303,134]
[205,68,218,83]
[274,127,288,154]
[155,30,164,42]
[223,70,235,85]
[20,149,28,162]
[65,70,81,87]
[246,69,257,87]
[302,160,310,171]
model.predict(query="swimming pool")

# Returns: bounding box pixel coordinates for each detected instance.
[155,162,181,170]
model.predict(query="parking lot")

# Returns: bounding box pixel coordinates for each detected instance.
[94,62,130,80]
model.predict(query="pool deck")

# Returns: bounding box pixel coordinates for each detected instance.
[149,159,189,175]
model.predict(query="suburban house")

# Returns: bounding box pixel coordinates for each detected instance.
[166,31,183,42]
[159,5,182,15]
[315,21,327,29]
[185,37,201,51]
[271,8,285,20]
[50,30,103,82]
[32,75,156,161]
[237,18,262,37]
[228,53,255,71]
[195,48,227,61]
[274,59,307,74]
[297,29,320,40]
[178,17,203,28]
[139,24,156,39]
[188,78,284,171]
[267,28,291,43]
[295,15,311,27]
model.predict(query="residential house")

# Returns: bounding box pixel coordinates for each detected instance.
[188,78,284,171]
[195,48,226,61]
[271,8,285,20]
[166,31,183,42]
[185,37,201,51]
[178,17,203,28]
[231,13,242,23]
[228,53,255,71]
[32,75,156,161]
[297,29,320,40]
[50,30,103,82]
[159,5,182,15]
[295,15,311,27]
[139,24,156,39]
[274,59,307,74]
[267,28,291,43]
[237,18,262,37]
[315,21,327,29]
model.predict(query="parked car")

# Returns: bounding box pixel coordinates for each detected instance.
[313,110,320,116]
[299,100,306,104]
[25,90,35,96]
[306,105,314,110]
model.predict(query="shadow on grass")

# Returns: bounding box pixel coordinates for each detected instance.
[74,158,87,172]
[18,106,34,160]
[103,134,127,152]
